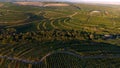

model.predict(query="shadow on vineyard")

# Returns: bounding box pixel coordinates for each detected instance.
[33,53,120,68]
[1,40,120,68]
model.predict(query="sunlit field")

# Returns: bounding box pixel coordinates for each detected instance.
[0,2,120,68]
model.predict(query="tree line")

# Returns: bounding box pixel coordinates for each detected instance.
[0,28,120,44]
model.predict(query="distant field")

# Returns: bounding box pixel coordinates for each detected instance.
[0,3,4,7]
[14,2,69,7]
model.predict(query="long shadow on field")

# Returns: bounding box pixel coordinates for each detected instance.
[0,40,120,68]
[13,13,45,32]
[32,40,120,68]
[43,40,120,53]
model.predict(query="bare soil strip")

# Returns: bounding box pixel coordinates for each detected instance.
[0,3,4,7]
[14,2,69,7]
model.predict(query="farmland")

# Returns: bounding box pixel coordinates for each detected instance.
[0,2,120,68]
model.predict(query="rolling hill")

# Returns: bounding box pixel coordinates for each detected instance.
[0,2,120,68]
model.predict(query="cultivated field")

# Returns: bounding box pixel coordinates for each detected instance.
[0,2,120,68]
[14,2,69,7]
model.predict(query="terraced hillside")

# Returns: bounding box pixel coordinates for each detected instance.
[0,2,120,68]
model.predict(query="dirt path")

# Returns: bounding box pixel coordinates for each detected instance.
[69,12,78,18]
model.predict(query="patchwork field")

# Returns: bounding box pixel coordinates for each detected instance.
[0,2,120,68]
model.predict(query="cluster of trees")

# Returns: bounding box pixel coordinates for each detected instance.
[0,28,119,44]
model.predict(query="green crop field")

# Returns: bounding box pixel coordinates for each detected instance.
[0,2,120,68]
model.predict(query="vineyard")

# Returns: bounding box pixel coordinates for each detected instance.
[0,2,120,68]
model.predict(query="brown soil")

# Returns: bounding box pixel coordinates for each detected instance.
[44,3,69,7]
[14,2,44,6]
[0,3,4,7]
[14,2,69,7]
